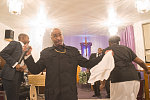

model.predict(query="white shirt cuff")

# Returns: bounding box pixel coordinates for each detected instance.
[12,62,18,68]
[24,54,31,60]
[12,54,31,68]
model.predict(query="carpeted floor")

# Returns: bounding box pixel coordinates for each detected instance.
[36,84,109,100]
[77,83,109,99]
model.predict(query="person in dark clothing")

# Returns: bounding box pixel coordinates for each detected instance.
[0,33,29,100]
[0,57,2,78]
[99,78,110,98]
[23,28,102,100]
[0,57,2,69]
[90,48,110,98]
[101,35,150,100]
[105,77,110,98]
[89,48,103,98]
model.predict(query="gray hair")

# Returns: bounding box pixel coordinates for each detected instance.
[109,35,120,44]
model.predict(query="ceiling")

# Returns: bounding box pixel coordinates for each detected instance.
[0,0,150,36]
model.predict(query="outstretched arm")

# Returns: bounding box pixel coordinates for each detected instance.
[133,57,150,74]
[75,49,103,69]
[23,45,46,74]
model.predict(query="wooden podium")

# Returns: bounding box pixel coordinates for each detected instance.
[144,63,150,100]
[137,63,150,100]
[28,75,45,100]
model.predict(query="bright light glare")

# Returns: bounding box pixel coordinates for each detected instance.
[108,8,116,18]
[7,0,24,15]
[106,8,119,35]
[108,26,118,36]
[28,5,59,58]
[29,6,59,29]
[136,0,150,13]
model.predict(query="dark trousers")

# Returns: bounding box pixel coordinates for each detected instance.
[2,72,22,100]
[105,78,110,96]
[93,81,100,96]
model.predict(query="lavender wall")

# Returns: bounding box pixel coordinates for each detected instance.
[64,35,109,53]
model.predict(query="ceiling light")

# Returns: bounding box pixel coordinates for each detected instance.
[108,26,118,36]
[107,8,118,35]
[135,0,150,13]
[7,0,24,15]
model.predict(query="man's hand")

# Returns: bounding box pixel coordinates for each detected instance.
[100,80,106,90]
[19,65,27,72]
[16,64,21,71]
[23,44,32,56]
[16,64,27,72]
[26,46,32,56]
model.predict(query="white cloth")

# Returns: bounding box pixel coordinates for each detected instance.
[88,50,114,85]
[110,80,140,100]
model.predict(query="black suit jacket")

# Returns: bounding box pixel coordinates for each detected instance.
[89,53,97,60]
[0,41,23,80]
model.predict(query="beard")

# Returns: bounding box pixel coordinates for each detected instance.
[54,40,63,46]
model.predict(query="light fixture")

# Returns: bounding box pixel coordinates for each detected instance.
[135,0,150,13]
[108,26,118,36]
[107,8,119,35]
[7,0,24,15]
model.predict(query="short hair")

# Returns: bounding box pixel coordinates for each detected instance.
[98,48,103,50]
[109,35,120,44]
[18,33,28,41]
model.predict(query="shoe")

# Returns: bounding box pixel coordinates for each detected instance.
[106,94,110,98]
[92,95,96,97]
[97,95,102,99]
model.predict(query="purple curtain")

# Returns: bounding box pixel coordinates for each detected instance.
[120,25,136,53]
[120,25,137,68]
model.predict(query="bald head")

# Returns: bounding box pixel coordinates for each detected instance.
[51,28,64,46]
[51,28,61,36]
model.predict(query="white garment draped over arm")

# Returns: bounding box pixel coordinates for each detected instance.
[88,50,114,85]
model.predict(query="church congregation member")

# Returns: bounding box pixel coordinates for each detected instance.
[89,48,110,99]
[99,78,110,98]
[0,33,30,100]
[104,77,110,98]
[23,28,102,100]
[102,35,150,100]
[89,48,103,98]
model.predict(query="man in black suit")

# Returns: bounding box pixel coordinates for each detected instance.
[0,33,30,100]
[89,48,103,98]
[90,48,110,98]
[23,28,103,100]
